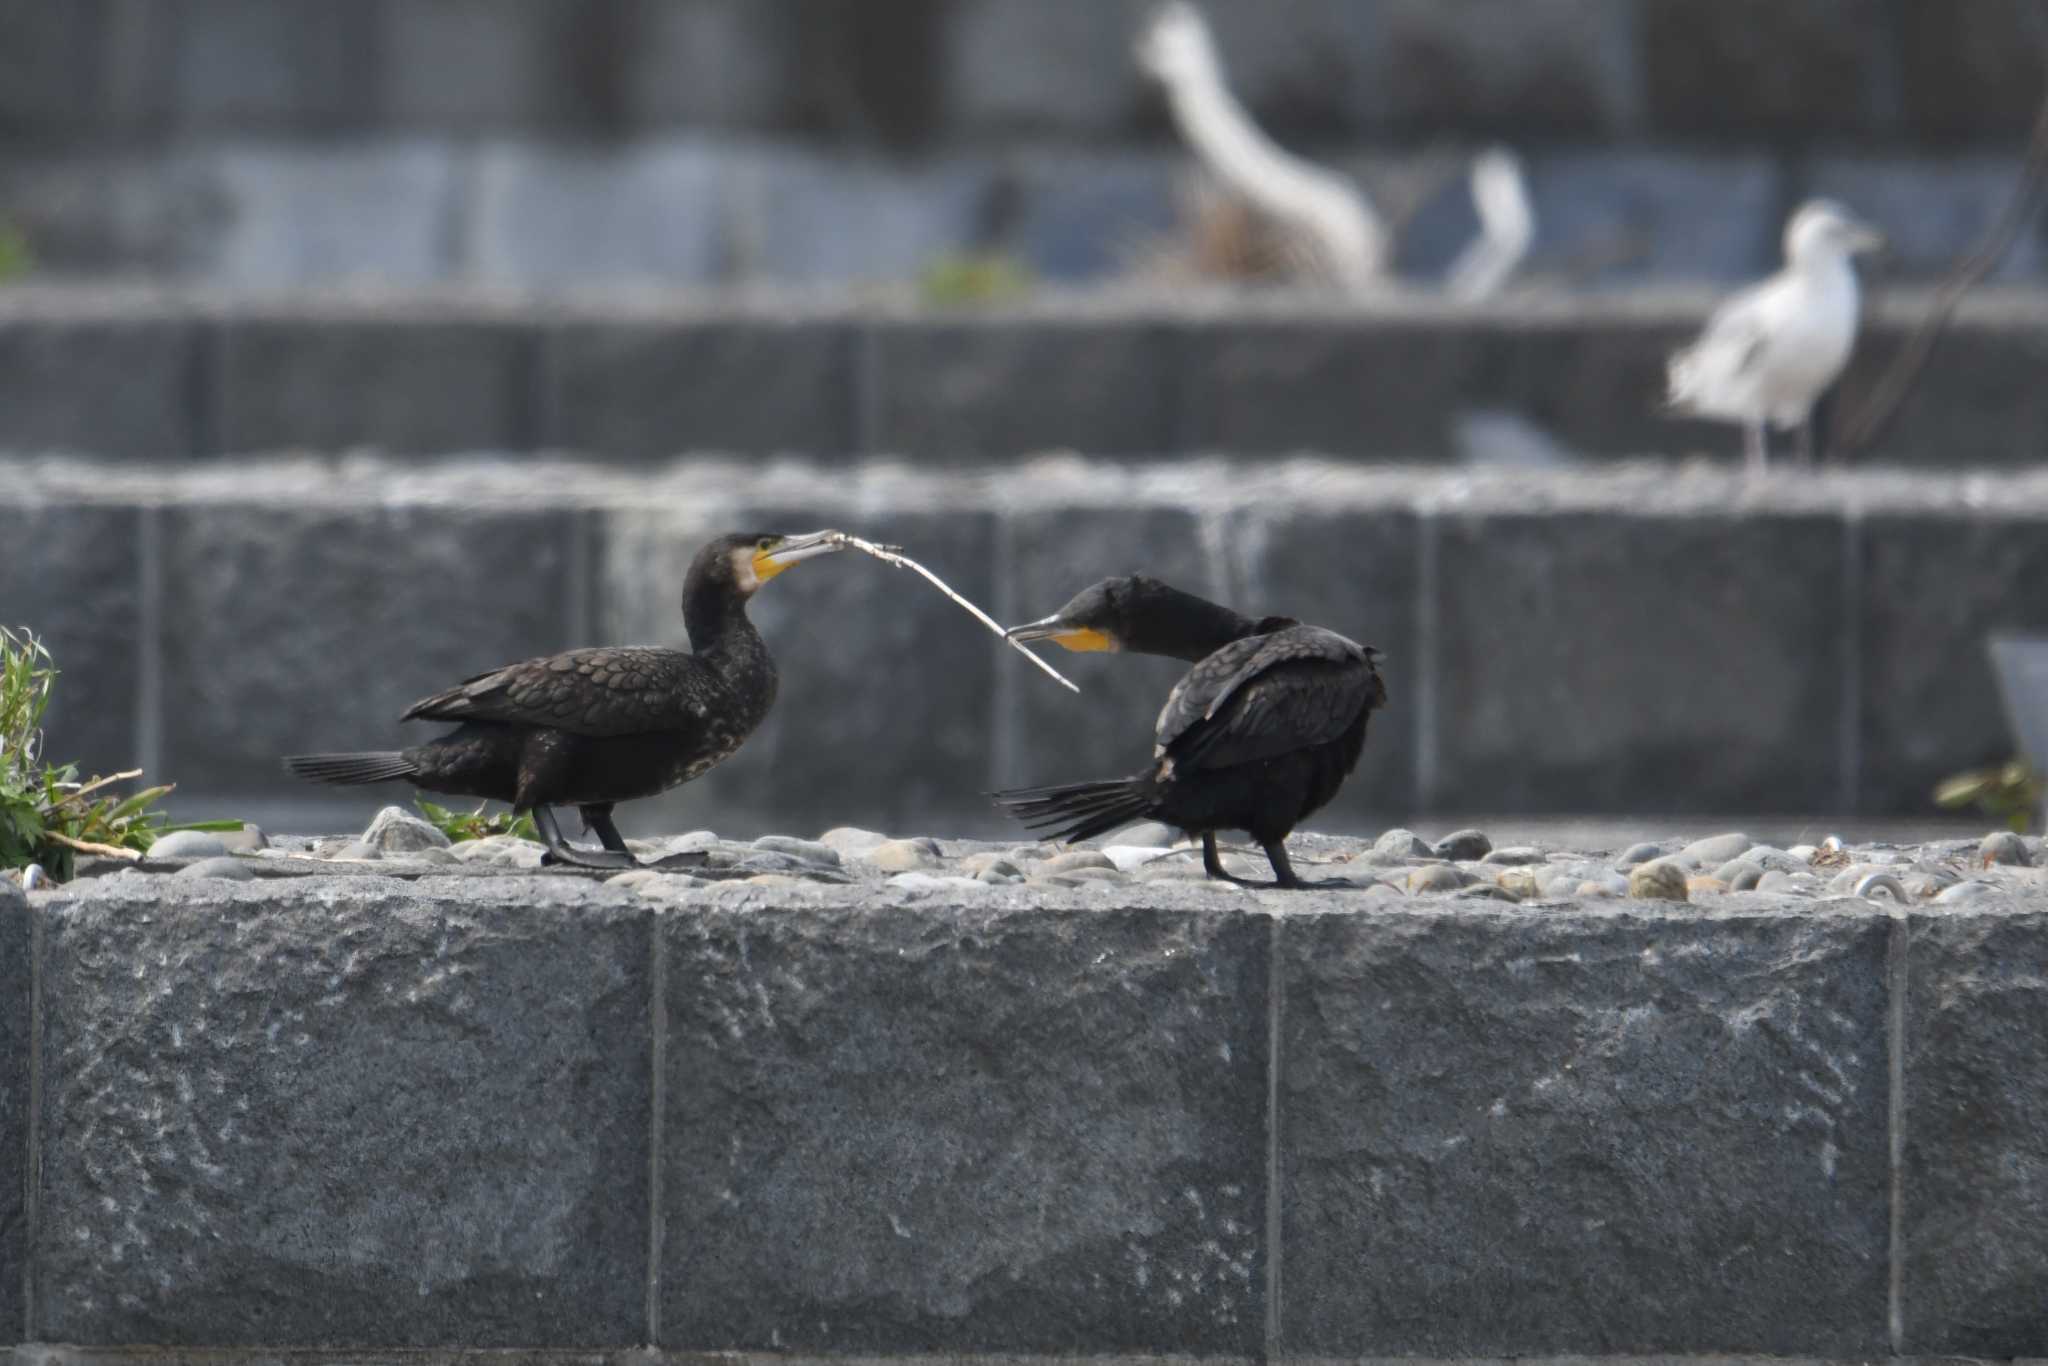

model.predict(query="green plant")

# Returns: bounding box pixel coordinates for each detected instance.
[1934,758,2043,833]
[415,798,538,844]
[0,222,31,283]
[918,251,1031,305]
[1,626,241,880]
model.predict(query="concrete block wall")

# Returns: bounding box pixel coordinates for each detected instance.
[4,290,2048,465]
[4,457,2046,835]
[4,878,2048,1355]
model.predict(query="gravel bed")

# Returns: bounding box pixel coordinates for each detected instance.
[18,805,2043,909]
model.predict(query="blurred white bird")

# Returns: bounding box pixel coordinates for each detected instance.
[1666,199,1884,472]
[1136,1,1386,288]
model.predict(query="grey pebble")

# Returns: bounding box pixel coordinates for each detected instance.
[1456,882,1520,902]
[1679,831,1753,868]
[328,840,382,862]
[1043,850,1117,874]
[861,838,941,873]
[1614,842,1663,869]
[1481,845,1545,866]
[174,855,255,881]
[1937,880,2001,905]
[1102,844,1176,872]
[1980,830,2032,867]
[1714,857,1765,890]
[410,847,459,866]
[216,823,269,853]
[1407,864,1467,894]
[752,835,842,867]
[1116,822,1179,848]
[1374,828,1433,859]
[888,872,986,893]
[148,830,227,859]
[1742,846,1809,875]
[975,861,1026,885]
[819,826,891,854]
[362,805,451,853]
[1056,866,1127,884]
[1431,829,1492,861]
[1755,870,1811,894]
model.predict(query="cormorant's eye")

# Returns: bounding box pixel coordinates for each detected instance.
[757,537,774,551]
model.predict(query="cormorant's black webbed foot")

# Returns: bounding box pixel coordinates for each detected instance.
[534,805,640,870]
[580,803,633,854]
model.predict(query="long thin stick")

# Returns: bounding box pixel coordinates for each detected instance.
[46,831,141,860]
[826,532,1081,694]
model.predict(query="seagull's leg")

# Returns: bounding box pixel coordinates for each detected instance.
[1743,420,1768,474]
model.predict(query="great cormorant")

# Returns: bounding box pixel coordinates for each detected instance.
[284,530,843,869]
[991,575,1386,889]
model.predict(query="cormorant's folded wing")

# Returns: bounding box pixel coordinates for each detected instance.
[1155,627,1376,769]
[401,647,714,736]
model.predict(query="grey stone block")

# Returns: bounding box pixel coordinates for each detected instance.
[733,151,993,285]
[1903,909,2048,1356]
[1510,315,1713,455]
[1280,906,1891,1355]
[1175,317,1518,457]
[1845,321,2048,466]
[34,885,651,1345]
[0,316,197,458]
[0,882,25,1347]
[0,506,141,782]
[940,0,1149,138]
[466,139,726,286]
[999,150,1179,282]
[375,0,628,130]
[624,0,799,130]
[0,0,109,134]
[159,505,578,799]
[1232,506,1419,825]
[1899,0,2048,140]
[996,506,1220,800]
[1524,151,1785,285]
[1803,155,2043,284]
[1432,512,1847,812]
[1366,0,1640,138]
[1641,0,1899,140]
[601,505,999,840]
[213,316,534,454]
[146,0,377,131]
[660,902,1267,1352]
[1857,513,2048,814]
[872,318,1174,458]
[545,317,858,458]
[194,141,461,287]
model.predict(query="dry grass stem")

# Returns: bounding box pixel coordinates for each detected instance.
[824,532,1082,695]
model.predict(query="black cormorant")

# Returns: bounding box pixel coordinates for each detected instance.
[284,530,844,869]
[991,575,1386,888]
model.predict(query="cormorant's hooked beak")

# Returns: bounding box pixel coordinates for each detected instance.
[1004,615,1116,652]
[753,530,844,582]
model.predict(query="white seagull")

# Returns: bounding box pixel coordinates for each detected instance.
[1666,199,1884,471]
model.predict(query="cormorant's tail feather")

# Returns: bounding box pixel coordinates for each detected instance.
[991,777,1154,845]
[283,752,418,786]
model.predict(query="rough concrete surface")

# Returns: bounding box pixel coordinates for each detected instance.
[0,882,27,1346]
[1279,904,1892,1357]
[32,879,651,1346]
[1902,909,2048,1357]
[659,901,1269,1353]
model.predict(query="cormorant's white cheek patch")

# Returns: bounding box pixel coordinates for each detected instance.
[733,549,764,594]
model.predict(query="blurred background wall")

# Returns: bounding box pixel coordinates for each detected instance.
[3,0,2046,839]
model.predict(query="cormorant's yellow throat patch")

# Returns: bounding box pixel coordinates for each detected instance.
[1052,627,1115,652]
[751,547,790,582]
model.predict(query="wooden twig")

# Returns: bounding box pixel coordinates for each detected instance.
[45,831,141,860]
[49,768,144,808]
[824,532,1082,694]
[1838,85,2048,456]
